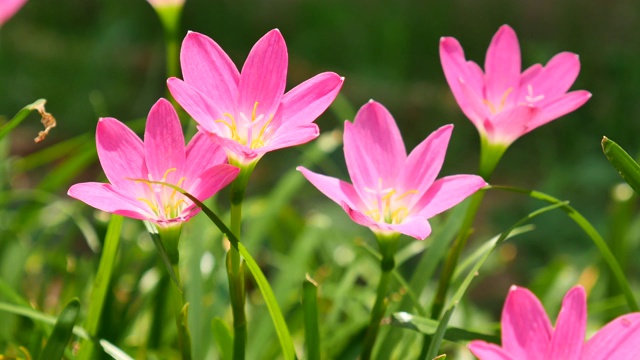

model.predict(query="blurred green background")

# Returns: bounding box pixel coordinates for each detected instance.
[2,0,640,356]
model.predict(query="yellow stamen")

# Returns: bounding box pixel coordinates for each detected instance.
[137,197,159,214]
[252,101,259,121]
[250,114,274,149]
[483,87,514,114]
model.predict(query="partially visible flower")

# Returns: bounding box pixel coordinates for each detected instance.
[298,100,486,240]
[469,285,640,360]
[68,98,239,225]
[440,25,591,148]
[0,0,27,27]
[168,29,344,165]
[147,0,184,9]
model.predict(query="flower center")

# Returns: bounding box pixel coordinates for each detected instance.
[134,168,189,221]
[364,178,418,224]
[483,87,513,114]
[215,101,274,149]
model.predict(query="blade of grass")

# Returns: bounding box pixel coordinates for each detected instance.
[38,299,81,360]
[602,136,640,194]
[141,180,296,360]
[424,203,565,359]
[212,317,233,360]
[77,215,124,360]
[390,312,499,343]
[489,185,639,312]
[303,276,321,360]
[0,302,133,359]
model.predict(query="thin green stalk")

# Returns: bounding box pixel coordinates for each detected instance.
[77,215,123,360]
[430,137,504,320]
[489,185,639,311]
[157,224,192,360]
[429,190,485,319]
[143,178,296,360]
[226,162,256,360]
[361,233,399,360]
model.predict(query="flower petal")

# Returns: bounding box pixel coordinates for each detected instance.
[344,102,406,196]
[485,105,538,146]
[180,31,239,112]
[440,37,486,124]
[297,166,363,211]
[468,341,514,360]
[280,72,344,126]
[457,77,492,130]
[261,124,319,153]
[526,52,581,101]
[382,216,432,240]
[187,164,239,201]
[68,182,150,220]
[167,77,225,133]
[415,175,486,219]
[527,90,591,132]
[96,117,145,192]
[207,131,260,164]
[238,29,288,119]
[0,0,27,26]
[547,286,587,359]
[485,25,521,106]
[397,125,453,203]
[144,98,185,182]
[184,131,228,180]
[501,286,553,360]
[583,313,640,360]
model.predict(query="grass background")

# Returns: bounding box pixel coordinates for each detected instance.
[1,0,640,358]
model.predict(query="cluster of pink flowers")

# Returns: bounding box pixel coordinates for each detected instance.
[66,21,638,358]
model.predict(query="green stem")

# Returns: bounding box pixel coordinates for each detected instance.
[361,233,399,360]
[158,225,192,360]
[226,161,256,360]
[429,190,485,319]
[429,136,505,321]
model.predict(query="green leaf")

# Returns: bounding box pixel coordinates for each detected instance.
[0,301,133,358]
[38,298,81,360]
[489,185,639,312]
[390,312,499,343]
[78,214,124,360]
[602,136,640,195]
[303,276,321,360]
[426,203,565,359]
[141,180,296,360]
[212,318,233,360]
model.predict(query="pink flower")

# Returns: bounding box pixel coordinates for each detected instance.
[297,101,486,240]
[0,0,27,27]
[68,98,239,225]
[469,285,640,360]
[147,0,185,8]
[168,29,344,165]
[440,25,591,147]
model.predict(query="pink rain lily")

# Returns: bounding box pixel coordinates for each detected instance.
[440,25,591,147]
[298,101,486,240]
[68,98,239,225]
[147,0,185,8]
[168,29,344,165]
[469,285,640,360]
[0,0,27,27]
